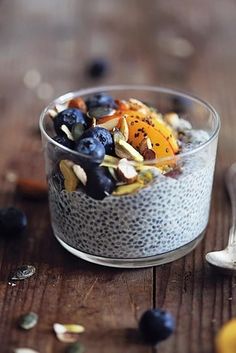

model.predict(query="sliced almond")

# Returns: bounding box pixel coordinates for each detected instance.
[108,166,118,180]
[116,158,138,184]
[68,97,87,112]
[115,139,144,162]
[112,182,142,196]
[120,117,129,141]
[139,137,156,160]
[59,160,78,192]
[101,155,120,168]
[61,125,74,141]
[48,109,58,119]
[137,169,155,185]
[55,103,68,113]
[73,165,87,185]
[113,128,125,144]
[97,116,120,131]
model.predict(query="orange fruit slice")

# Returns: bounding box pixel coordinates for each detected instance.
[126,116,175,161]
[123,110,179,153]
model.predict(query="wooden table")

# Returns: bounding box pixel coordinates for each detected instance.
[0,1,235,352]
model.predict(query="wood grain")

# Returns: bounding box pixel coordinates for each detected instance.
[0,0,236,352]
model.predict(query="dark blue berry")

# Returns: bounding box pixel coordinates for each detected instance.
[85,93,117,110]
[79,127,114,155]
[86,59,109,79]
[52,135,74,149]
[53,108,88,135]
[171,96,191,114]
[0,207,27,236]
[75,137,105,166]
[139,309,175,345]
[86,167,116,200]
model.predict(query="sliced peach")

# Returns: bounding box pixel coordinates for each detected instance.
[122,110,179,153]
[126,116,175,161]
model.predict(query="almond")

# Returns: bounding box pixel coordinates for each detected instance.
[68,97,87,112]
[115,139,144,162]
[73,164,87,186]
[120,117,129,141]
[116,158,138,184]
[139,137,156,160]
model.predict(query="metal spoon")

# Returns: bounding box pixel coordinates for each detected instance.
[206,163,236,270]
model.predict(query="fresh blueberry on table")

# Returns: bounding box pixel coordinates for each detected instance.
[86,167,116,200]
[52,135,74,149]
[53,108,88,135]
[85,93,117,110]
[0,207,27,236]
[75,137,105,165]
[79,126,114,155]
[86,58,109,79]
[139,309,175,345]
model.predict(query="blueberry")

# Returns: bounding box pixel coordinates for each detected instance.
[139,309,175,345]
[86,167,116,200]
[79,127,114,155]
[171,96,191,114]
[0,207,27,236]
[52,135,74,149]
[53,108,88,135]
[85,93,117,110]
[75,137,105,166]
[86,58,109,79]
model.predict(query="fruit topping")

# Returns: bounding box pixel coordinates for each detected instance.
[139,309,175,345]
[116,158,138,184]
[86,167,116,200]
[49,92,197,199]
[75,137,105,165]
[79,126,114,155]
[86,93,117,110]
[126,116,174,159]
[53,108,88,135]
[0,207,27,236]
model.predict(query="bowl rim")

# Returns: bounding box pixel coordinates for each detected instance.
[39,84,221,164]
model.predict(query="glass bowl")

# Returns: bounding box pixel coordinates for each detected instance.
[39,85,220,268]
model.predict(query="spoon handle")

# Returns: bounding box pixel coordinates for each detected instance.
[225,163,236,247]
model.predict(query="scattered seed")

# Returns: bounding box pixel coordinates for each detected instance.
[66,342,85,353]
[14,349,39,353]
[88,107,116,120]
[10,265,36,281]
[54,323,85,343]
[71,123,85,141]
[18,312,38,330]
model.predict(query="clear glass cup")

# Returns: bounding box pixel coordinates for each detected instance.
[39,85,220,268]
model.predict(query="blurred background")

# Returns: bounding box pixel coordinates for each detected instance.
[0,0,235,177]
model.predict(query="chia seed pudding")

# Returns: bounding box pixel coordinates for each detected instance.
[40,88,219,264]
